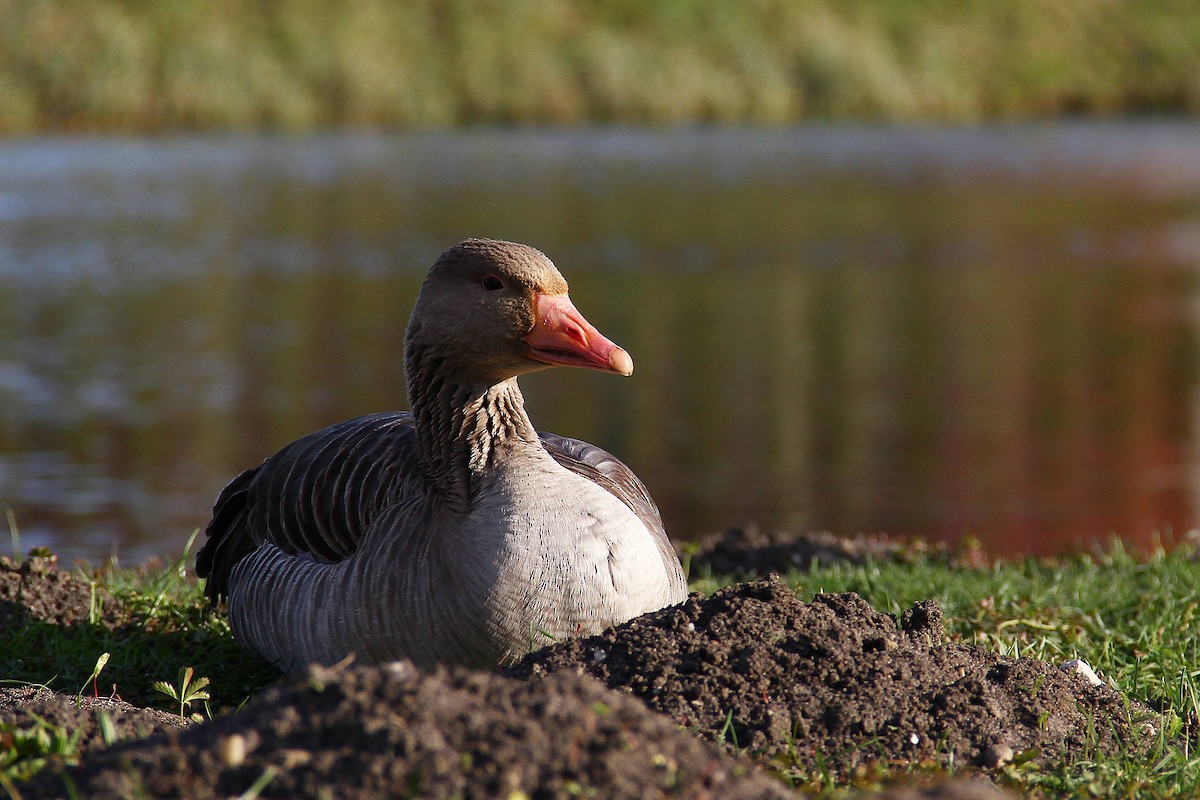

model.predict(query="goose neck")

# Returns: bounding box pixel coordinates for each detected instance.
[406,355,539,500]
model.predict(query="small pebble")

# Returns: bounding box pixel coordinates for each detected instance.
[1061,658,1103,687]
[981,743,1014,769]
[218,734,246,767]
[384,660,415,679]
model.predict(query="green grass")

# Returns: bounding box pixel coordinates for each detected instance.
[0,544,278,714]
[0,540,273,789]
[2,539,1198,797]
[2,0,1200,132]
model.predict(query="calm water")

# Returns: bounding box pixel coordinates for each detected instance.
[2,123,1199,563]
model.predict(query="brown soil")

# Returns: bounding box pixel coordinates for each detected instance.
[0,687,186,756]
[20,662,801,800]
[0,553,114,628]
[681,526,967,577]
[1,538,1153,799]
[508,581,1150,771]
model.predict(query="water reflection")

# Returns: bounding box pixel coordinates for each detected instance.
[0,125,1197,562]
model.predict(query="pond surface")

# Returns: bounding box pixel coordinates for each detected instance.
[2,123,1199,563]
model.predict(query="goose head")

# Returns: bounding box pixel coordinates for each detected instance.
[405,239,633,385]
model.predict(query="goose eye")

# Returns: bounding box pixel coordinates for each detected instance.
[482,275,504,291]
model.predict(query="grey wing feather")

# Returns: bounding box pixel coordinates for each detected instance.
[196,412,421,601]
[538,433,678,567]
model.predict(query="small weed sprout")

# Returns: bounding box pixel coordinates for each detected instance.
[527,624,559,653]
[719,709,740,749]
[96,711,118,747]
[77,652,110,701]
[238,766,279,800]
[0,713,84,786]
[154,666,211,720]
[6,509,19,560]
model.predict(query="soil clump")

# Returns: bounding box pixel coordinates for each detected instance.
[0,554,114,628]
[0,686,186,756]
[683,526,960,577]
[20,662,792,800]
[510,580,1152,775]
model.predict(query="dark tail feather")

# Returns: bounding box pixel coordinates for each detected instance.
[196,466,260,603]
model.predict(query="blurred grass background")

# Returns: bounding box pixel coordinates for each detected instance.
[3,0,1200,133]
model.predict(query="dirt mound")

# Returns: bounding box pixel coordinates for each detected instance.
[0,686,186,756]
[682,526,940,578]
[23,662,793,800]
[509,580,1152,776]
[0,554,114,628]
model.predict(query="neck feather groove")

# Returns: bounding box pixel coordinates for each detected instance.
[405,341,539,502]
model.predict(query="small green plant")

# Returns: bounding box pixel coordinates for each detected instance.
[6,509,19,560]
[719,709,740,749]
[527,624,559,653]
[237,766,279,800]
[0,713,84,788]
[153,666,211,720]
[96,711,117,748]
[76,652,110,702]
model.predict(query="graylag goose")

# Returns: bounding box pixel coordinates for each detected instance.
[196,238,688,674]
